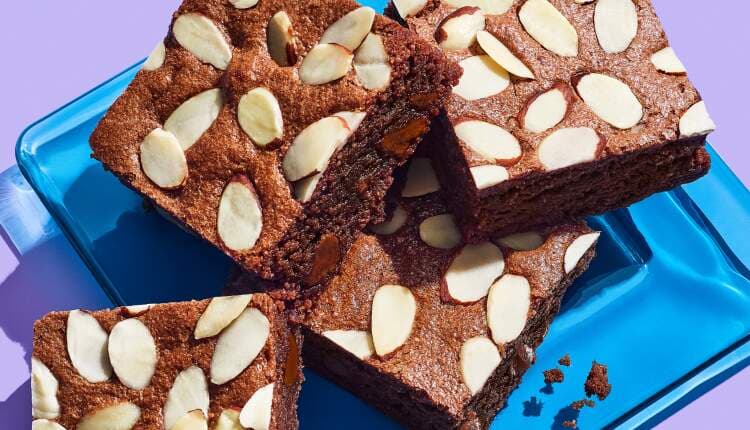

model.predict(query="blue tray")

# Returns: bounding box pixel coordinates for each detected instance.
[16,13,750,430]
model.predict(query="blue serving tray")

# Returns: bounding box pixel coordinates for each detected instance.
[15,9,750,429]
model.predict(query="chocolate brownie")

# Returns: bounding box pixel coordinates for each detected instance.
[90,0,460,293]
[31,294,301,430]
[585,361,612,400]
[387,0,713,240]
[544,368,564,384]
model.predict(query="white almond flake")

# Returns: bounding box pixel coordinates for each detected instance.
[124,304,152,316]
[371,285,417,356]
[679,101,715,138]
[163,366,210,430]
[140,128,188,189]
[195,294,253,339]
[401,158,440,197]
[444,242,504,303]
[650,47,687,74]
[172,410,207,430]
[370,205,408,235]
[211,308,270,385]
[238,88,284,147]
[454,55,510,101]
[454,120,520,163]
[239,383,274,430]
[436,7,486,51]
[173,14,233,70]
[108,318,157,390]
[594,0,638,54]
[143,41,166,71]
[77,402,141,430]
[460,336,501,395]
[31,358,60,420]
[66,310,112,383]
[476,31,534,79]
[267,11,298,67]
[321,7,376,51]
[299,44,354,85]
[496,232,544,251]
[519,0,578,57]
[217,176,263,252]
[470,165,509,190]
[419,214,462,249]
[576,73,643,129]
[215,410,243,430]
[164,88,224,150]
[538,127,601,171]
[229,0,259,9]
[393,0,428,18]
[334,111,367,132]
[564,232,600,273]
[487,274,531,344]
[293,173,322,203]
[32,420,66,430]
[323,330,375,360]
[443,0,514,15]
[522,86,570,133]
[354,33,392,91]
[282,116,351,181]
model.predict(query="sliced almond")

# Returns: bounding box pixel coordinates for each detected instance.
[239,383,274,430]
[164,88,224,150]
[460,336,501,395]
[321,7,376,51]
[323,330,375,360]
[496,232,544,251]
[370,205,408,235]
[195,294,253,339]
[371,284,417,357]
[293,173,322,203]
[140,128,188,189]
[282,116,350,181]
[392,0,428,18]
[679,101,715,138]
[32,420,66,430]
[401,158,440,197]
[215,410,243,430]
[650,47,686,74]
[267,11,298,66]
[443,0,513,15]
[470,165,508,189]
[521,85,571,133]
[31,358,60,420]
[454,120,520,163]
[211,307,270,385]
[217,176,263,252]
[108,318,157,390]
[229,0,258,9]
[238,88,284,147]
[487,274,531,344]
[299,43,353,85]
[519,0,578,57]
[334,111,367,133]
[564,232,600,273]
[173,14,233,70]
[453,55,510,101]
[66,310,112,383]
[594,0,638,54]
[143,41,166,71]
[435,7,486,51]
[354,33,392,91]
[444,242,504,303]
[124,304,152,316]
[538,127,601,171]
[77,402,141,430]
[164,366,209,430]
[419,214,462,249]
[476,31,533,79]
[576,73,643,129]
[172,410,207,430]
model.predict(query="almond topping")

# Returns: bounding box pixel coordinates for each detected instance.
[195,294,253,339]
[419,214,462,249]
[460,336,501,395]
[496,232,544,251]
[392,0,428,18]
[575,73,643,129]
[282,116,351,181]
[217,176,263,252]
[538,127,601,171]
[521,85,571,133]
[371,285,417,357]
[435,7,486,51]
[519,0,578,57]
[487,274,531,344]
[31,358,60,420]
[66,310,112,383]
[299,44,353,85]
[650,47,687,74]
[139,128,188,189]
[401,158,440,197]
[77,402,141,430]
[454,55,510,101]
[267,11,298,66]
[564,232,600,273]
[444,242,504,303]
[173,14,232,70]
[354,33,392,91]
[163,367,209,430]
[594,0,638,54]
[323,330,375,360]
[142,41,166,71]
[239,383,274,430]
[476,31,534,79]
[454,120,520,163]
[679,101,715,138]
[238,88,284,147]
[320,7,376,51]
[108,318,157,390]
[164,89,224,151]
[211,308,270,385]
[470,165,509,189]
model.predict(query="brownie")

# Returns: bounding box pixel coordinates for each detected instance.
[31,294,302,430]
[544,368,564,384]
[387,0,714,240]
[584,361,612,400]
[90,0,460,294]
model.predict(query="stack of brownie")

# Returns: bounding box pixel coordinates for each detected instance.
[32,0,714,429]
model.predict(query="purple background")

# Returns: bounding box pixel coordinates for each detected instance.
[0,1,748,428]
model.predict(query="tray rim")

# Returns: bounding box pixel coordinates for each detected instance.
[14,60,750,430]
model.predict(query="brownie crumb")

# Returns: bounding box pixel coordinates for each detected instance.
[559,354,571,367]
[562,419,577,428]
[585,361,612,400]
[571,399,595,410]
[544,368,564,384]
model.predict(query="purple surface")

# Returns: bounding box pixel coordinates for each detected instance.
[0,0,747,428]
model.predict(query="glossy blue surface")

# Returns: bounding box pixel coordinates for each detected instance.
[15,28,750,430]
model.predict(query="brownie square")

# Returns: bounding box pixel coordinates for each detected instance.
[31,294,301,430]
[387,0,713,241]
[90,0,460,294]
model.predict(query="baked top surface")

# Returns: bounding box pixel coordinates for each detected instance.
[399,0,714,186]
[32,294,297,430]
[303,187,598,416]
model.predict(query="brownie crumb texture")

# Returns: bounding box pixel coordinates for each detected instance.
[562,419,578,429]
[585,361,612,400]
[559,354,571,367]
[571,399,595,411]
[543,368,564,384]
